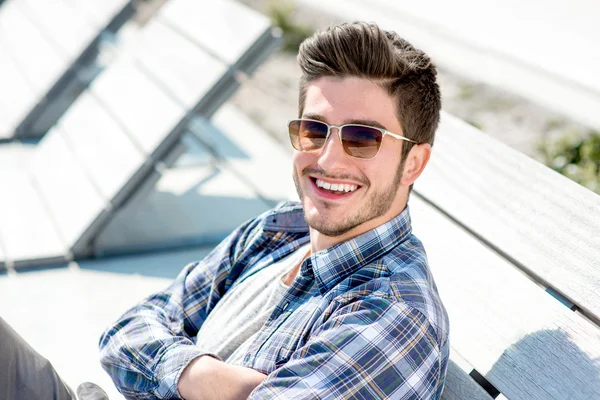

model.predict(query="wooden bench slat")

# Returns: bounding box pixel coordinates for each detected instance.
[0,1,66,91]
[57,91,146,202]
[133,19,229,109]
[442,353,493,400]
[29,129,107,251]
[0,169,66,267]
[18,0,97,60]
[59,0,129,30]
[410,195,600,400]
[416,112,600,323]
[0,39,35,139]
[158,0,271,66]
[88,58,187,156]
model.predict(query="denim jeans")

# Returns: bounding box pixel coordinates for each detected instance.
[0,316,76,400]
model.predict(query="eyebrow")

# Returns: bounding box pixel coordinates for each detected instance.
[301,113,389,131]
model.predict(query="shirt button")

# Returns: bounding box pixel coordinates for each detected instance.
[282,302,289,311]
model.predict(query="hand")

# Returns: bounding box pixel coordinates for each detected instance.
[178,355,266,400]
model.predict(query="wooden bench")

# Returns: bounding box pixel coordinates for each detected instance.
[0,0,281,269]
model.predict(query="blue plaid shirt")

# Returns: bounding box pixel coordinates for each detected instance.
[99,201,450,399]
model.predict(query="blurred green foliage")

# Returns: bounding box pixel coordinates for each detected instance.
[539,130,600,194]
[267,0,314,53]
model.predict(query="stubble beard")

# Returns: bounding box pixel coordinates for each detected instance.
[293,161,405,237]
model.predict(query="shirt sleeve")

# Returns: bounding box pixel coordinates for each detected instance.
[98,217,258,399]
[249,297,444,400]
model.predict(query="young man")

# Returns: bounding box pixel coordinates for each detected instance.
[100,22,449,399]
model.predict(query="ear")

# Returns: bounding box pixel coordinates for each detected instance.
[401,143,432,186]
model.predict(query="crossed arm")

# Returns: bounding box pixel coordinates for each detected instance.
[179,297,444,400]
[178,356,266,400]
[101,280,443,399]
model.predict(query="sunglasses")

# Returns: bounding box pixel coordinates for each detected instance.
[288,118,419,160]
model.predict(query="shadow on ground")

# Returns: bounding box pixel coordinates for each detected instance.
[78,246,214,279]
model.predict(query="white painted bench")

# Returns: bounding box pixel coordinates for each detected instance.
[0,0,134,140]
[0,0,281,269]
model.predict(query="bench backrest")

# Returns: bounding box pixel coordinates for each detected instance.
[413,113,600,399]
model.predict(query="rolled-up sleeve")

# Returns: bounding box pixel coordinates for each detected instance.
[250,297,444,399]
[99,218,257,399]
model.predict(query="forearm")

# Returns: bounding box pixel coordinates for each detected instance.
[99,302,205,398]
[178,356,266,400]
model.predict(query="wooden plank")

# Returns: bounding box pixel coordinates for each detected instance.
[134,19,228,109]
[0,1,66,92]
[88,58,186,156]
[59,0,129,30]
[18,0,97,60]
[29,127,107,251]
[410,195,600,400]
[200,104,298,203]
[158,0,270,66]
[57,91,146,202]
[0,169,66,267]
[442,351,493,400]
[0,38,35,139]
[415,112,600,323]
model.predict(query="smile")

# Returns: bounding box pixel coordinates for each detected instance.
[308,176,363,200]
[315,179,358,193]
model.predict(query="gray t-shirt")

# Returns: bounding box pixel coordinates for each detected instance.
[195,244,310,365]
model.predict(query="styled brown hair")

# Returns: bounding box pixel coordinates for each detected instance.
[297,22,441,162]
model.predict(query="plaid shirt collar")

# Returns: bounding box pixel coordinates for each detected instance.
[263,202,413,295]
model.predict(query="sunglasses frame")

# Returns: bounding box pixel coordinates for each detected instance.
[287,118,420,160]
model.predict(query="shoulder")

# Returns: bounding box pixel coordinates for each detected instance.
[230,201,309,263]
[382,233,450,347]
[332,233,449,348]
[243,201,306,235]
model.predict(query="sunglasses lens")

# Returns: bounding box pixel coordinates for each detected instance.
[288,120,329,151]
[340,125,382,159]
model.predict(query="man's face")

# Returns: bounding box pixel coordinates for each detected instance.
[293,76,409,239]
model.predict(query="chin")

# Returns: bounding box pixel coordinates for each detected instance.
[303,205,348,234]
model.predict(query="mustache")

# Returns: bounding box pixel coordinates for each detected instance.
[301,167,369,186]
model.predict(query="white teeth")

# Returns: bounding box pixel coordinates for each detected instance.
[315,179,358,193]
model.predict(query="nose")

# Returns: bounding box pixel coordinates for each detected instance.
[317,127,349,171]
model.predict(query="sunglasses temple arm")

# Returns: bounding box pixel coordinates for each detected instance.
[385,131,419,144]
